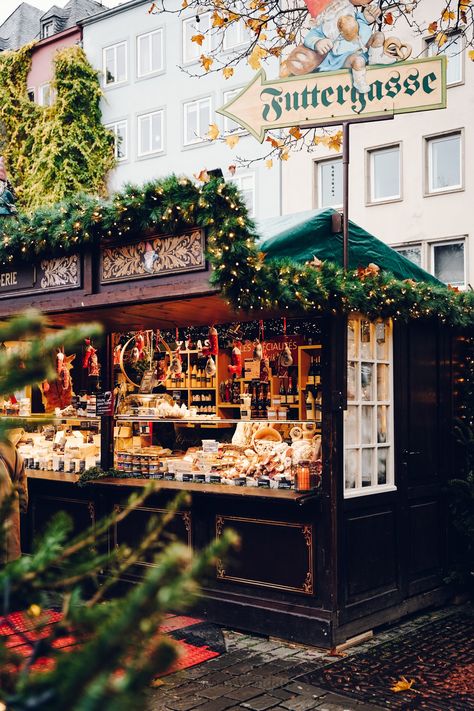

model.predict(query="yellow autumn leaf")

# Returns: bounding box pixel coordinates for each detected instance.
[265,159,273,169]
[181,0,188,7]
[266,135,282,149]
[436,31,448,47]
[194,169,210,183]
[289,126,302,140]
[248,45,268,70]
[442,9,455,21]
[460,0,471,8]
[191,33,205,46]
[207,123,220,140]
[427,21,438,34]
[468,49,474,61]
[200,54,214,71]
[391,676,415,693]
[328,131,343,152]
[226,134,240,148]
[212,11,225,27]
[280,150,290,161]
[223,67,234,79]
[227,12,239,22]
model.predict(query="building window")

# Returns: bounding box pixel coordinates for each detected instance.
[183,97,211,146]
[230,173,255,216]
[103,42,127,86]
[223,88,244,133]
[432,240,465,287]
[138,110,164,156]
[315,158,342,209]
[344,316,394,497]
[223,20,249,51]
[137,28,164,77]
[183,13,211,64]
[425,131,462,194]
[367,144,401,203]
[38,83,54,106]
[427,32,463,86]
[27,88,35,102]
[42,20,54,38]
[394,244,422,268]
[106,120,128,161]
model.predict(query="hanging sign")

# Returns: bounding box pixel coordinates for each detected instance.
[217,57,446,142]
[0,255,80,298]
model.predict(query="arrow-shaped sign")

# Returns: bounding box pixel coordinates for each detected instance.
[217,56,446,142]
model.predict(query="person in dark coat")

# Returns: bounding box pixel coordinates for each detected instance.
[0,440,27,562]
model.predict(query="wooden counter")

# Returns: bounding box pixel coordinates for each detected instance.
[25,469,299,500]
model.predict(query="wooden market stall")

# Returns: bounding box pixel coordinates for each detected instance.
[0,177,470,647]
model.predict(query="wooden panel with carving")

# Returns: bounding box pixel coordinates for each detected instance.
[112,505,192,570]
[101,230,205,283]
[215,515,314,595]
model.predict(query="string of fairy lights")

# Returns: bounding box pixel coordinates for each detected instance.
[0,175,472,327]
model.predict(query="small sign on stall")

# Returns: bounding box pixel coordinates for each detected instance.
[95,391,114,416]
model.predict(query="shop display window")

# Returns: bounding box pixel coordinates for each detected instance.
[344,316,395,497]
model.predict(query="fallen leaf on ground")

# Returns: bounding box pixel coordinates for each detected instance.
[391,676,415,692]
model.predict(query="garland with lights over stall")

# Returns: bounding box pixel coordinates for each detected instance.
[1,175,472,648]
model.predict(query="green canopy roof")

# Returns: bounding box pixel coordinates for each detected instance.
[257,208,441,285]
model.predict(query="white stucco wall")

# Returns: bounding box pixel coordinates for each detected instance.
[81,0,282,220]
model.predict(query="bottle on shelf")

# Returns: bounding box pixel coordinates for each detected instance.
[287,378,294,405]
[305,387,315,420]
[190,360,198,386]
[314,385,322,425]
[279,379,287,405]
[313,352,321,386]
[307,355,317,385]
[251,382,259,419]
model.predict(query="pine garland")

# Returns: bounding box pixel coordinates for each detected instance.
[0,45,114,210]
[0,175,472,328]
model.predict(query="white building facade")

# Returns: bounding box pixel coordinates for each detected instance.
[281,3,473,288]
[80,0,282,220]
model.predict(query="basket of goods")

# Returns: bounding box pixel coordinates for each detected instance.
[251,424,282,455]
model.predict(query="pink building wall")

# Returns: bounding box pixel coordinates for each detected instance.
[27,27,81,97]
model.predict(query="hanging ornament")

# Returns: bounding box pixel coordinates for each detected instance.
[205,355,217,378]
[113,343,122,366]
[83,339,100,378]
[260,357,270,382]
[202,325,218,356]
[280,343,293,368]
[228,340,242,377]
[253,339,263,360]
[169,347,183,375]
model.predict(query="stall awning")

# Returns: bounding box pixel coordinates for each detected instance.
[257,208,441,285]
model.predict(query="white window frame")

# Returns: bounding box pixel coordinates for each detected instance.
[182,96,212,147]
[230,172,256,217]
[344,316,395,498]
[426,31,464,87]
[424,129,463,196]
[137,109,165,157]
[103,41,128,87]
[393,243,422,269]
[182,13,211,65]
[314,157,343,209]
[38,83,54,107]
[223,20,249,51]
[366,143,402,205]
[137,28,164,79]
[42,20,55,38]
[106,120,128,162]
[430,238,466,288]
[223,88,246,134]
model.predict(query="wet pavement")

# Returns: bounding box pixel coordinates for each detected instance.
[147,605,472,711]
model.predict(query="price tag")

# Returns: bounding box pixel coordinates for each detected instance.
[278,479,292,489]
[96,390,114,416]
[258,478,270,488]
[209,474,222,484]
[164,473,175,481]
[194,473,206,483]
[182,473,193,482]
[233,477,246,487]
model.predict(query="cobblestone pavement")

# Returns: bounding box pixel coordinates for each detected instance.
[147,606,468,711]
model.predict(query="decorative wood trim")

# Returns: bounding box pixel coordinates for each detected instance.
[113,505,192,567]
[215,515,314,595]
[100,229,205,283]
